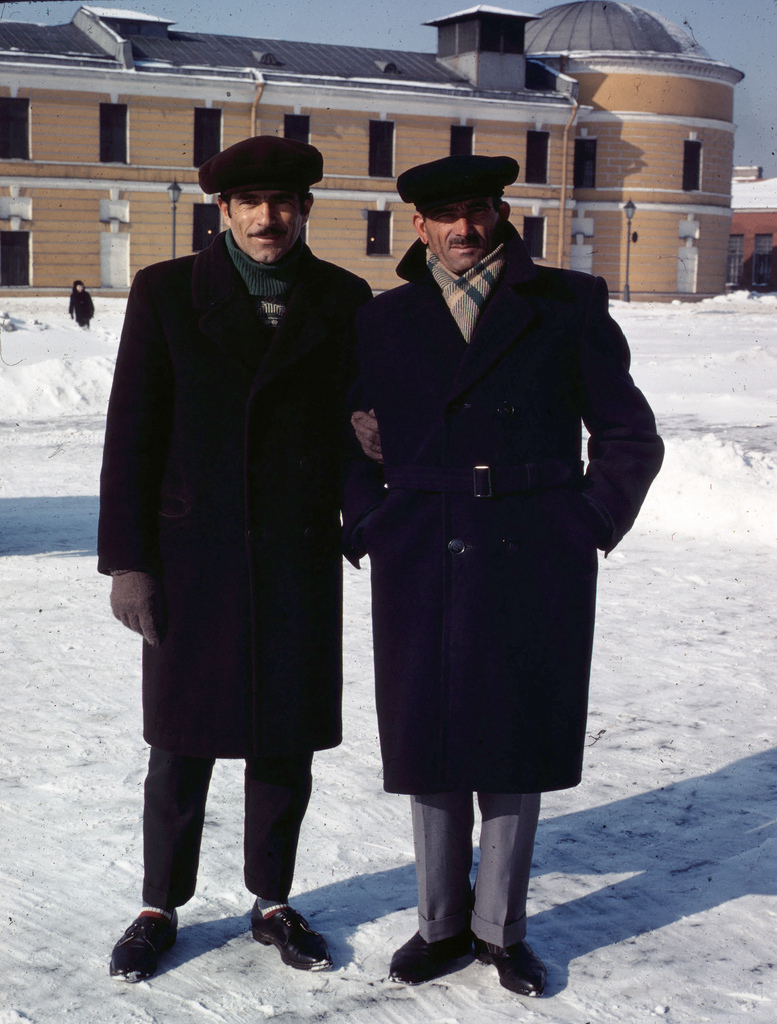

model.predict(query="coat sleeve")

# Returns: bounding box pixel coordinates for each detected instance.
[341,301,389,566]
[579,276,664,552]
[97,268,174,576]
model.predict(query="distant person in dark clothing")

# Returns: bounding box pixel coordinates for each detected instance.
[69,280,94,328]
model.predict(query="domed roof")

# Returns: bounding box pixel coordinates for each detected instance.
[525,1,710,58]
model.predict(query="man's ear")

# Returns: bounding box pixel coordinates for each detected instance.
[498,201,511,222]
[302,194,314,221]
[217,196,230,222]
[412,211,429,245]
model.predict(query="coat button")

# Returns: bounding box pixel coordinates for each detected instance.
[448,400,472,414]
[496,401,515,418]
[299,456,315,473]
[448,538,466,554]
[503,538,520,552]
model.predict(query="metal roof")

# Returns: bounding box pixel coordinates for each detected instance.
[525,1,711,58]
[425,6,539,25]
[0,21,116,67]
[129,32,463,84]
[82,6,174,24]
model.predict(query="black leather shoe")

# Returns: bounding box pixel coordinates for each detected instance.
[251,904,332,971]
[474,937,547,996]
[109,910,178,982]
[389,929,472,984]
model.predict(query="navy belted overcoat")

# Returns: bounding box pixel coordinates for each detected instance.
[98,233,371,758]
[344,226,663,795]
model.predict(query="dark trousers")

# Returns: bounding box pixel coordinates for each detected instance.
[142,746,313,911]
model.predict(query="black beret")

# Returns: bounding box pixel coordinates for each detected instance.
[397,155,519,210]
[198,136,324,196]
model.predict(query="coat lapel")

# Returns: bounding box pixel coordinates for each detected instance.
[249,253,331,397]
[192,233,270,374]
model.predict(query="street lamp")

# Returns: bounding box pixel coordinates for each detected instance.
[167,180,182,259]
[623,199,636,302]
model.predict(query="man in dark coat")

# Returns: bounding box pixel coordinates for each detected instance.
[99,136,371,982]
[344,155,663,997]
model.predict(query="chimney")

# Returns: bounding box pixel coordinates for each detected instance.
[426,6,538,91]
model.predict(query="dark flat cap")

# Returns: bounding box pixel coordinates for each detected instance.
[198,136,324,196]
[397,155,519,210]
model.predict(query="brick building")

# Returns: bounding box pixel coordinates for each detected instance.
[0,3,743,298]
[728,170,777,292]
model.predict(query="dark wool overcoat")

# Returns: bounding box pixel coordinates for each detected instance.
[98,233,371,759]
[69,288,94,325]
[344,225,663,795]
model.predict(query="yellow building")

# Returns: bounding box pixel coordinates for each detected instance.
[526,1,743,298]
[0,3,742,298]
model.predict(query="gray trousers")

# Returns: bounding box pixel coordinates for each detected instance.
[410,791,541,948]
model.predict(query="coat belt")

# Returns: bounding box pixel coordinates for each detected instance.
[384,460,583,498]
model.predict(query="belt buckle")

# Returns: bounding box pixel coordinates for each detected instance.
[473,465,493,498]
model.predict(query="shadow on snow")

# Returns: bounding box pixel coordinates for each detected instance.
[0,495,98,556]
[154,747,777,991]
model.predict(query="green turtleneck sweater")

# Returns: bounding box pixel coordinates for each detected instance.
[225,230,303,328]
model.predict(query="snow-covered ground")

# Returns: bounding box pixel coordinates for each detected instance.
[1,291,775,1024]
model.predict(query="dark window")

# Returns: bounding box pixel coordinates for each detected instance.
[369,120,394,177]
[525,131,549,184]
[284,114,310,144]
[682,139,702,191]
[193,108,221,167]
[192,204,221,251]
[367,210,391,255]
[0,231,30,285]
[450,125,474,157]
[726,235,743,286]
[522,216,544,259]
[0,98,29,159]
[100,103,127,163]
[479,13,526,54]
[753,234,773,286]
[573,138,597,188]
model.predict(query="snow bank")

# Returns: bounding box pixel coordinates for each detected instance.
[0,299,123,422]
[640,433,777,545]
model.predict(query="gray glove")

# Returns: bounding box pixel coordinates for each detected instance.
[351,408,383,462]
[110,571,165,647]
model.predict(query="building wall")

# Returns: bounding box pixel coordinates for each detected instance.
[0,18,740,299]
[564,60,736,299]
[574,71,735,122]
[729,210,777,291]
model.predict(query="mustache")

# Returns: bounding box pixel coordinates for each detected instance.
[448,234,483,247]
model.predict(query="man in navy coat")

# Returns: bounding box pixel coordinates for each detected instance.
[345,155,663,996]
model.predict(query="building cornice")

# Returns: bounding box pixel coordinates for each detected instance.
[574,199,732,218]
[0,61,578,121]
[531,51,744,86]
[578,109,736,134]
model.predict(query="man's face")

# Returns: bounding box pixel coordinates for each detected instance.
[413,197,510,276]
[217,189,313,264]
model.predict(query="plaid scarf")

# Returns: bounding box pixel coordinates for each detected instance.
[427,242,506,342]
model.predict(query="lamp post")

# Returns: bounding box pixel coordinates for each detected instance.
[623,199,636,302]
[167,180,182,259]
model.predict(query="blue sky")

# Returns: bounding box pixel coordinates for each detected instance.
[2,0,775,176]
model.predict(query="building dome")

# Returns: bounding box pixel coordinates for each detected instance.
[525,1,710,58]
